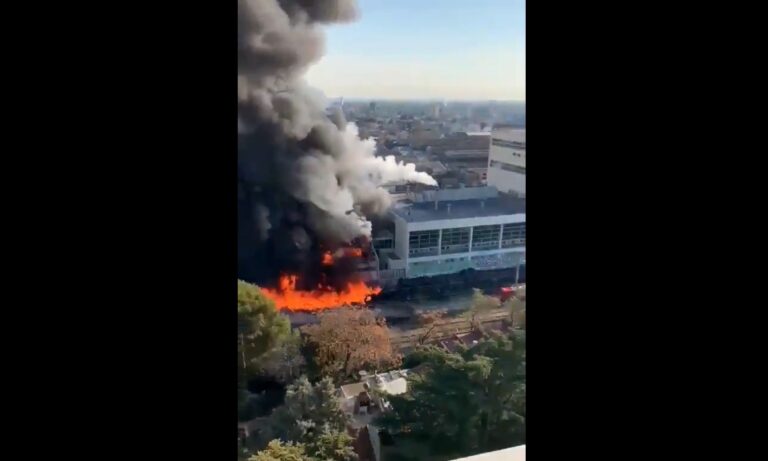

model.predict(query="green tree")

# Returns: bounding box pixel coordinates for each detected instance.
[254,329,307,384]
[465,288,500,330]
[238,280,292,376]
[308,424,358,461]
[502,295,526,330]
[249,440,314,461]
[377,331,525,460]
[269,376,349,443]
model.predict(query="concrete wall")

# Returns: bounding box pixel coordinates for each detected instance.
[488,126,525,195]
[487,167,526,196]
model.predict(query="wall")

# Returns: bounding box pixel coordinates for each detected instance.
[487,166,526,196]
[403,214,525,278]
[487,126,525,195]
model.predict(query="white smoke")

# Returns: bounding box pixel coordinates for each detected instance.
[291,123,436,239]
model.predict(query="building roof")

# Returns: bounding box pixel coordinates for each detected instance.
[392,196,526,223]
[340,370,410,399]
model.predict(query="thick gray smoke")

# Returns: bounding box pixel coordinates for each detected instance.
[238,0,436,284]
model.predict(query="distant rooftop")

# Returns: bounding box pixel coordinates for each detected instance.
[392,195,526,223]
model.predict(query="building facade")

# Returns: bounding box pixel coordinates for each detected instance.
[381,188,526,279]
[486,125,525,196]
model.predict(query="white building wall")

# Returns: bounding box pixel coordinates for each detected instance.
[487,126,526,196]
[392,213,409,260]
[487,167,526,196]
[401,214,526,278]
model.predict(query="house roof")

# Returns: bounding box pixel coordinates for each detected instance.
[340,370,410,399]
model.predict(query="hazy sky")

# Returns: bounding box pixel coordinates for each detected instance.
[305,0,525,101]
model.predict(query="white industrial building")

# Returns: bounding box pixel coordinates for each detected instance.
[486,125,525,197]
[376,187,525,280]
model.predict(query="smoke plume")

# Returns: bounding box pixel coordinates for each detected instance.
[238,0,436,286]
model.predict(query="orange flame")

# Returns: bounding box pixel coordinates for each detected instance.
[261,274,382,312]
[345,247,363,258]
[322,251,334,266]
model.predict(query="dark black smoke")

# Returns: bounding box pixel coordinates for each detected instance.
[238,0,435,288]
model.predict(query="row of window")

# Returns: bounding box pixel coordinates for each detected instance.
[408,223,526,255]
[490,160,526,174]
[491,138,526,149]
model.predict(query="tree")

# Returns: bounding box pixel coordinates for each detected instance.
[414,309,447,345]
[249,440,313,461]
[308,425,358,461]
[238,280,292,376]
[302,308,401,381]
[269,376,349,444]
[465,289,500,330]
[502,293,526,330]
[377,331,525,460]
[254,329,307,384]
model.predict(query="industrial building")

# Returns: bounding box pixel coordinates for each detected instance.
[375,187,525,281]
[486,125,525,197]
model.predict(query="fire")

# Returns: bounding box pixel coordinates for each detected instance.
[321,247,364,266]
[261,274,382,312]
[346,247,363,258]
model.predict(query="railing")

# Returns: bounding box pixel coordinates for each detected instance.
[441,244,469,255]
[408,247,439,257]
[472,241,501,251]
[501,239,525,248]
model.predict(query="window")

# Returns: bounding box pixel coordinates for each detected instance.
[490,160,526,174]
[492,138,526,149]
[441,227,470,254]
[409,230,439,256]
[501,222,526,248]
[472,224,501,250]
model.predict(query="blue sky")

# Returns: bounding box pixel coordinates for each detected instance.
[305,0,525,101]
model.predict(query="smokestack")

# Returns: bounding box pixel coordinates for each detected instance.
[237,0,437,285]
[480,200,485,209]
[434,200,439,211]
[446,203,452,214]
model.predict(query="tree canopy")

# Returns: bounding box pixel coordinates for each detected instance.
[238,280,292,376]
[377,331,526,460]
[249,440,313,461]
[269,376,349,443]
[302,308,401,381]
[501,293,526,330]
[308,425,358,461]
[465,288,501,329]
[264,376,357,461]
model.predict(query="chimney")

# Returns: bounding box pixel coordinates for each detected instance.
[434,200,439,210]
[446,203,452,214]
[480,200,485,209]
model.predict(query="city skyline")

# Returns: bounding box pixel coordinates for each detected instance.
[305,0,525,101]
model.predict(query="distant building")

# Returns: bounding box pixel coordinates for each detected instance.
[429,132,491,183]
[339,369,411,429]
[430,103,442,119]
[383,187,525,279]
[486,125,525,197]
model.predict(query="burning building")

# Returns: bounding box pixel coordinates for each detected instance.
[237,0,436,310]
